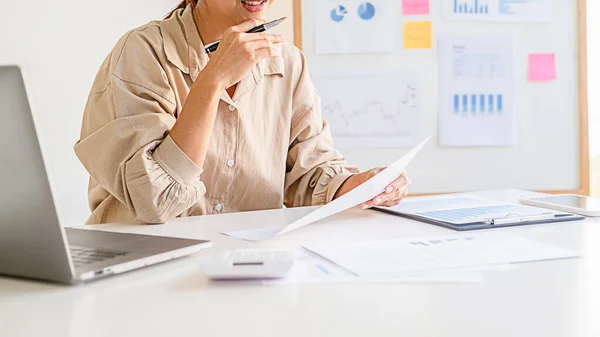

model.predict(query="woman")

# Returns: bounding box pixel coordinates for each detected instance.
[74,0,411,225]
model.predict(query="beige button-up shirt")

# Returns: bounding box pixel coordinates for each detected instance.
[74,6,358,225]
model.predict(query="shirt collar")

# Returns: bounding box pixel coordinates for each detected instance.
[161,5,285,83]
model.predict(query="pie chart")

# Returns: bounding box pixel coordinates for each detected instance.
[330,5,348,22]
[358,2,376,20]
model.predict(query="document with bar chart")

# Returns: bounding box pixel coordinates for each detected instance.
[438,36,516,147]
[443,0,552,22]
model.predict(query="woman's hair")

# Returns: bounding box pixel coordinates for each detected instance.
[166,0,197,18]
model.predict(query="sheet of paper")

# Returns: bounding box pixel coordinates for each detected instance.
[528,53,556,81]
[223,137,431,241]
[315,0,396,54]
[312,70,422,148]
[304,232,580,277]
[402,0,430,15]
[221,226,284,242]
[438,36,517,147]
[442,0,552,22]
[403,21,432,49]
[278,136,430,236]
[262,250,485,285]
[386,195,568,225]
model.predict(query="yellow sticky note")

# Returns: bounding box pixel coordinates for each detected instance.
[404,21,432,49]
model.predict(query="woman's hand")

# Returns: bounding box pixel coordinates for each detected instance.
[334,169,411,209]
[202,19,285,89]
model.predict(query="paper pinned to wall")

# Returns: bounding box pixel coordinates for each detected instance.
[438,36,517,147]
[403,21,432,49]
[313,70,422,148]
[315,0,396,54]
[402,0,430,16]
[442,0,553,22]
[528,53,557,82]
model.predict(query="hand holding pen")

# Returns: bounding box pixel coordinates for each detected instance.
[204,17,286,54]
[200,19,286,90]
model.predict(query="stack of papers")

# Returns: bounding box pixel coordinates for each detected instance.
[262,250,488,285]
[262,230,578,286]
[303,232,579,278]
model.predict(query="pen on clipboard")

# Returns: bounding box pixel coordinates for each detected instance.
[204,17,287,54]
[485,213,556,226]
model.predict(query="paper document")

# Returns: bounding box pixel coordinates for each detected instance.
[438,36,517,147]
[304,232,579,277]
[262,250,485,285]
[315,0,396,54]
[313,70,422,148]
[442,0,553,23]
[386,195,568,225]
[223,136,431,241]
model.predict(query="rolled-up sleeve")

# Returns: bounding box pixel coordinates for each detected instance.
[284,51,359,207]
[74,74,206,224]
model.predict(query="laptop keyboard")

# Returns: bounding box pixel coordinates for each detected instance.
[69,246,127,268]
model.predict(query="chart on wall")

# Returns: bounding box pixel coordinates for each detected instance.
[315,0,396,54]
[313,71,422,148]
[442,0,553,22]
[438,36,516,147]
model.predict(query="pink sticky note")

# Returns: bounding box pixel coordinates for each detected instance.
[528,53,557,82]
[403,0,430,15]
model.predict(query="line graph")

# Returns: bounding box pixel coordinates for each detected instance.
[316,72,420,145]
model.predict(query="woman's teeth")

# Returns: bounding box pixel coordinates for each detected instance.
[242,1,264,5]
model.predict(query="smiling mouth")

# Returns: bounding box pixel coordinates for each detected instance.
[241,0,268,13]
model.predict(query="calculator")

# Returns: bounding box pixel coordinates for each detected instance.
[198,249,296,280]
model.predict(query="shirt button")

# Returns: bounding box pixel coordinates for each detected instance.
[227,159,235,167]
[215,204,223,212]
[228,104,236,111]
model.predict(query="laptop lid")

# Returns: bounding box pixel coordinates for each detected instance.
[0,65,75,283]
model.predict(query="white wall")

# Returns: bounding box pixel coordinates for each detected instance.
[0,0,295,225]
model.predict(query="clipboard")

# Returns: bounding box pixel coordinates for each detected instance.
[373,207,585,231]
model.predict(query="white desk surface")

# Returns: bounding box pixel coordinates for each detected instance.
[2,189,600,337]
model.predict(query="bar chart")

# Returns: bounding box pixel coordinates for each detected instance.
[445,0,552,22]
[452,94,503,115]
[453,0,490,14]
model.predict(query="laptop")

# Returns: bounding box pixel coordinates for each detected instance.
[0,65,212,284]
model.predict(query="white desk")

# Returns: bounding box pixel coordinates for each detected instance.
[2,190,600,337]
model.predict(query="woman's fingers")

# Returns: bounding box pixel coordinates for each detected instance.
[382,186,409,207]
[230,19,266,33]
[361,200,374,209]
[360,172,411,209]
[243,35,284,60]
[245,33,285,43]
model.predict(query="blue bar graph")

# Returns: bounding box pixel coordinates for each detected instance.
[453,95,460,113]
[497,94,503,114]
[479,94,486,114]
[453,93,505,115]
[454,0,489,14]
